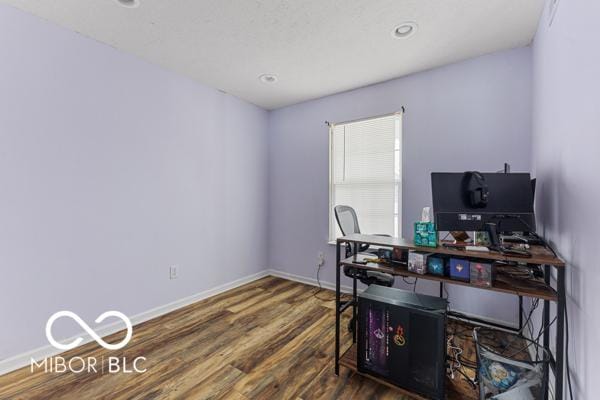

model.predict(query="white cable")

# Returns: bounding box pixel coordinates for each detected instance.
[447,335,463,380]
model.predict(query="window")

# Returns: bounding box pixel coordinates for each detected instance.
[329,112,402,241]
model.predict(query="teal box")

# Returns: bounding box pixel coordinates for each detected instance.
[414,222,438,248]
[427,256,445,276]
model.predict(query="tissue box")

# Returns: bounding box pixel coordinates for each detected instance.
[408,251,431,275]
[427,256,446,276]
[449,258,470,282]
[470,260,495,287]
[414,222,438,248]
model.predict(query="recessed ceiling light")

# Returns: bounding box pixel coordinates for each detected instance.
[114,0,140,8]
[259,74,278,84]
[392,22,418,39]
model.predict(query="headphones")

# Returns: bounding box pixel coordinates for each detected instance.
[464,171,489,208]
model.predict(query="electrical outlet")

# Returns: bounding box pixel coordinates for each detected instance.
[317,252,325,267]
[169,265,179,280]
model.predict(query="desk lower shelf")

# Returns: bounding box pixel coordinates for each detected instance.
[340,255,557,302]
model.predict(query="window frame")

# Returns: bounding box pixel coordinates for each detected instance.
[328,111,403,243]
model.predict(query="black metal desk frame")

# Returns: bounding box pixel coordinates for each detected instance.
[334,234,566,400]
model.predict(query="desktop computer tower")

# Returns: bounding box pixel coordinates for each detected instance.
[358,285,448,400]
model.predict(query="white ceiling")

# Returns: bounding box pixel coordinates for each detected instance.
[4,0,544,109]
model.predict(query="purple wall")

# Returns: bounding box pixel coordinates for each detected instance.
[268,48,532,325]
[0,5,269,360]
[531,2,600,399]
[6,2,589,384]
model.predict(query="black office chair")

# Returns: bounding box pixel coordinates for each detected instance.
[334,205,395,332]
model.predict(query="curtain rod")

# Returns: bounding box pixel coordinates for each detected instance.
[325,106,405,127]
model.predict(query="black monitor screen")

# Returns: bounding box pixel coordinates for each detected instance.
[431,172,536,233]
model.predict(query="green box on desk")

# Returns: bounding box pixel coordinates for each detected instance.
[414,222,438,247]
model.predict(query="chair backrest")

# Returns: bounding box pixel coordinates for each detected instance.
[334,205,361,236]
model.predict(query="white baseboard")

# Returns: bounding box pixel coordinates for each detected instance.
[447,308,518,330]
[0,268,519,378]
[268,268,517,329]
[266,268,356,294]
[0,270,270,376]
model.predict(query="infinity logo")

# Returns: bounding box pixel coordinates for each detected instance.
[45,311,133,351]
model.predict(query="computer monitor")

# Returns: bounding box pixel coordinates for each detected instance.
[431,172,536,233]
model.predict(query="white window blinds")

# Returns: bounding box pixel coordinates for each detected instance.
[329,113,402,241]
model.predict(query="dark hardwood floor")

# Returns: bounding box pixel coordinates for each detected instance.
[0,276,479,399]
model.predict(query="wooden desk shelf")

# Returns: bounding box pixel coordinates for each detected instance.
[340,254,558,302]
[338,233,565,267]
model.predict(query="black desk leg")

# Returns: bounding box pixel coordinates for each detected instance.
[439,282,443,298]
[555,267,566,400]
[335,241,341,375]
[353,275,357,343]
[519,296,523,331]
[543,265,550,400]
